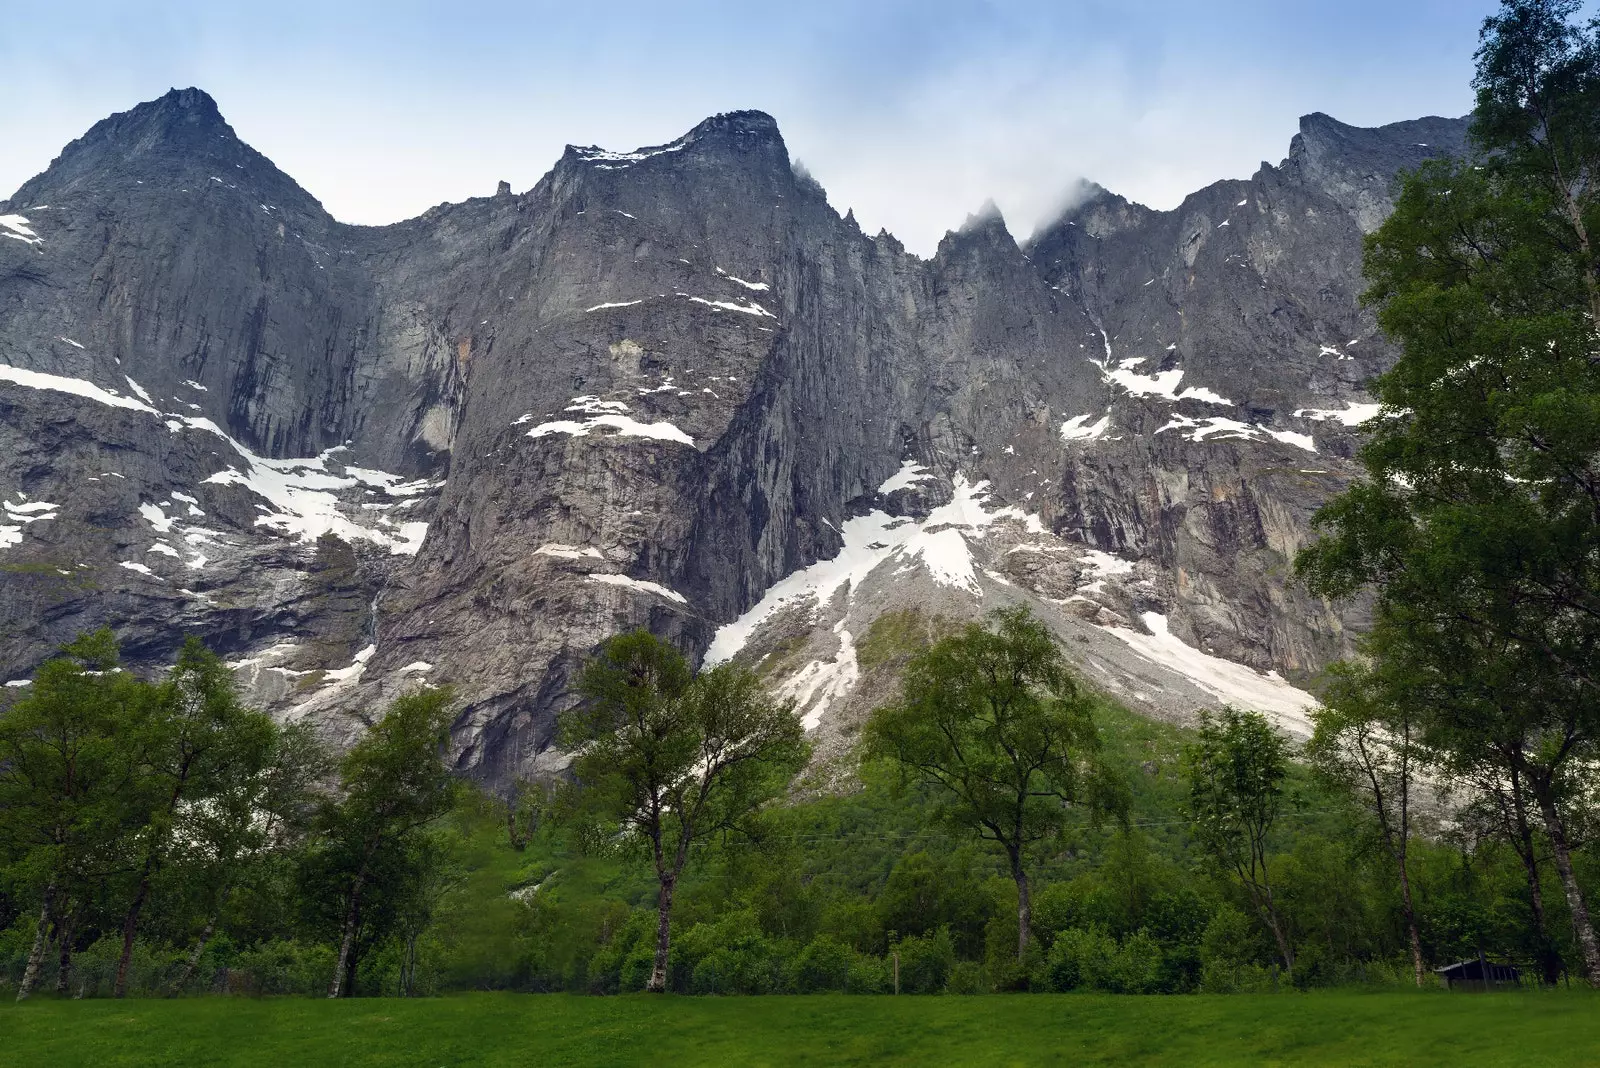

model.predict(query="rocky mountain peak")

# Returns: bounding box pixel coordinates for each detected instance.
[59,86,235,166]
[563,109,789,175]
[936,199,1019,260]
[4,86,327,224]
[1283,111,1471,231]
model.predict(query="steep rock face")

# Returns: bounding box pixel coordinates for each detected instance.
[0,90,1468,785]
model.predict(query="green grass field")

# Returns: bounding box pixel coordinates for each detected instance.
[2,991,1597,1067]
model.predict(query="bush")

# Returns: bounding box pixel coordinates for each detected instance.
[846,952,890,994]
[679,910,789,994]
[946,959,990,994]
[893,927,955,994]
[621,939,658,993]
[228,939,337,996]
[1044,926,1166,993]
[794,935,854,993]
[876,852,992,958]
[586,910,654,994]
[1045,926,1110,991]
[820,897,884,954]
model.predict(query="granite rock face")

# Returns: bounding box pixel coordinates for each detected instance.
[0,90,1467,784]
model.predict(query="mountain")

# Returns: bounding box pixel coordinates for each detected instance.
[0,89,1469,783]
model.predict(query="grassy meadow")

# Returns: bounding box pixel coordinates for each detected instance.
[2,990,1597,1067]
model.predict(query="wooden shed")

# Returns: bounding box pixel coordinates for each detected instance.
[1435,959,1521,990]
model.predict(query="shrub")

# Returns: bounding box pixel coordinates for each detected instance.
[1045,926,1166,993]
[679,910,789,995]
[946,959,990,994]
[586,910,654,994]
[229,939,338,996]
[794,935,854,993]
[894,927,955,994]
[847,952,890,994]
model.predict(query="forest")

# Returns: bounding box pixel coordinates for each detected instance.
[5,0,1600,1004]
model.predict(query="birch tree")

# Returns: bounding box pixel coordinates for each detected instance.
[564,632,806,993]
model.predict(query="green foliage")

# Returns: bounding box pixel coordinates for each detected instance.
[0,630,154,895]
[793,934,854,992]
[866,607,1122,959]
[300,687,459,996]
[875,850,991,958]
[563,631,807,991]
[892,926,955,994]
[1183,707,1294,971]
[1044,926,1165,994]
[1297,0,1600,982]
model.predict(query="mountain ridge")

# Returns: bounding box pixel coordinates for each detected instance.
[0,90,1469,785]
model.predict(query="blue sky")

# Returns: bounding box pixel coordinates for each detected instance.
[3,1,1497,255]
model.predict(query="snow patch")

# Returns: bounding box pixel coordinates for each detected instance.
[525,412,695,446]
[877,460,934,495]
[0,364,160,414]
[1157,414,1317,453]
[321,645,376,686]
[715,267,770,292]
[138,501,175,533]
[1061,412,1111,441]
[1294,403,1381,427]
[4,500,59,521]
[536,543,605,560]
[1103,613,1316,734]
[200,442,435,554]
[705,475,1045,664]
[677,293,776,318]
[575,138,689,166]
[0,214,41,246]
[587,573,689,605]
[781,621,859,731]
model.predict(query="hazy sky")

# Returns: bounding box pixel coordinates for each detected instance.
[3,1,1498,255]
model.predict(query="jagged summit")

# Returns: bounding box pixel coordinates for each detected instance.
[960,198,1006,232]
[566,109,787,170]
[60,86,237,164]
[3,86,328,221]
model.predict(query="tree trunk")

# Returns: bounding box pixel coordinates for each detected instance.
[54,908,77,997]
[112,863,155,997]
[169,886,232,996]
[1251,887,1295,974]
[328,868,367,999]
[1009,851,1032,961]
[1507,773,1560,985]
[647,873,676,993]
[344,937,360,998]
[401,932,418,997]
[1537,794,1600,986]
[116,762,192,998]
[16,884,55,1002]
[1396,852,1425,988]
